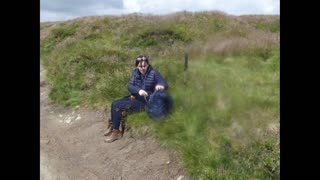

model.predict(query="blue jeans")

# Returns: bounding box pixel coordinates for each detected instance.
[111,96,146,129]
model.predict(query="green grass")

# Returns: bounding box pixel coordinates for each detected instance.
[128,53,279,179]
[40,12,279,179]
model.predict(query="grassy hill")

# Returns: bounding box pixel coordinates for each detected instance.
[41,11,279,179]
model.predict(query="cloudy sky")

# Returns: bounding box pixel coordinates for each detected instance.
[40,0,280,22]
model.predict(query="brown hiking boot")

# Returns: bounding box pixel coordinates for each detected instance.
[104,129,122,143]
[104,118,113,136]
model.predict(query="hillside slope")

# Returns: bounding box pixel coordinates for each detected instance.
[41,11,279,179]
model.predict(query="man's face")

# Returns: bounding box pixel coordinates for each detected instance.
[137,60,149,75]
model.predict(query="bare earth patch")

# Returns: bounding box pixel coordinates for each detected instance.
[40,66,188,180]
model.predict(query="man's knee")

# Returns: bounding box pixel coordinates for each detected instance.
[111,101,116,107]
[111,101,119,112]
[112,99,125,112]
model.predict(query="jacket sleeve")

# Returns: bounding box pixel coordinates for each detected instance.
[127,69,141,94]
[154,70,168,90]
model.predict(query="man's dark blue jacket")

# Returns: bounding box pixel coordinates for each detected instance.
[127,65,168,97]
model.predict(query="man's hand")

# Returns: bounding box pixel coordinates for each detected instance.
[139,89,148,96]
[155,85,165,91]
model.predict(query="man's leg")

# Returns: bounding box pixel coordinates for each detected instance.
[105,97,145,143]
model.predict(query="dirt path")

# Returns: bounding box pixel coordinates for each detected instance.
[40,66,188,180]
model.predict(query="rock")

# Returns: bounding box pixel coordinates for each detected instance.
[40,139,50,144]
[177,175,184,180]
[75,115,81,121]
[66,118,72,124]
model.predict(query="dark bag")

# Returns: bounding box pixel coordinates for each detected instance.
[145,91,173,121]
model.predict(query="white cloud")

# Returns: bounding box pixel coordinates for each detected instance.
[122,0,217,15]
[41,10,76,22]
[41,0,279,22]
[122,0,279,15]
[123,0,141,13]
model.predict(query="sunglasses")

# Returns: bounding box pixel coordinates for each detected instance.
[136,56,148,61]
